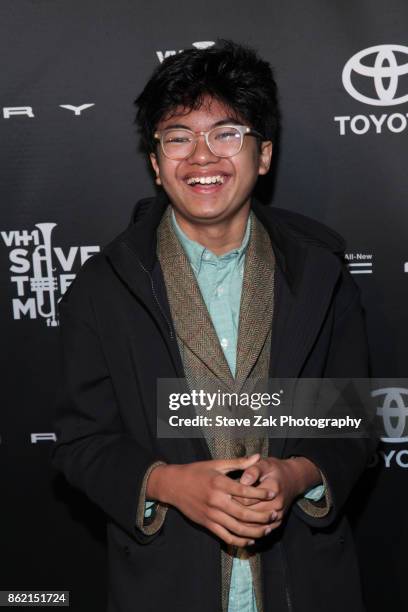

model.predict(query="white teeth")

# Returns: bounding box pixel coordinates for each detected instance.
[186,175,225,185]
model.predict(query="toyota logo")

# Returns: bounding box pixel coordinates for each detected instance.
[342,44,408,106]
[372,387,408,443]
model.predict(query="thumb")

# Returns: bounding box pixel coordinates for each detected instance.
[240,465,261,485]
[215,453,261,475]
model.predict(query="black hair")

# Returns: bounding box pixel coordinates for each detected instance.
[134,40,279,153]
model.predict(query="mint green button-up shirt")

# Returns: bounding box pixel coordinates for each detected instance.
[146,207,324,612]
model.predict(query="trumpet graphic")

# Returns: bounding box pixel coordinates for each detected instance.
[30,223,58,327]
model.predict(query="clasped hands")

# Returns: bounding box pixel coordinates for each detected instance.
[147,453,321,547]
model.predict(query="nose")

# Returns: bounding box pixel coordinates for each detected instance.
[186,133,219,164]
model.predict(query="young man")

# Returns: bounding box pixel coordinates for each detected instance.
[53,41,375,612]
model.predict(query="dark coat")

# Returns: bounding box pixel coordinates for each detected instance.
[52,193,376,612]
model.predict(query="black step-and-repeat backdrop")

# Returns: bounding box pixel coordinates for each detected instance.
[1,1,407,610]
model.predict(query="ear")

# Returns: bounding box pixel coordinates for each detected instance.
[150,152,162,185]
[258,141,273,176]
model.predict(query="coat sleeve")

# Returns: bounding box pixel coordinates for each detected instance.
[287,268,378,528]
[51,270,164,543]
[135,461,169,534]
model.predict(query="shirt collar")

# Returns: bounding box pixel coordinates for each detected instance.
[170,207,252,274]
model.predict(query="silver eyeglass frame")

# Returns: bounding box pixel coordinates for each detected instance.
[153,124,264,159]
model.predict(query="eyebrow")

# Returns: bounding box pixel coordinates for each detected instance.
[161,118,242,130]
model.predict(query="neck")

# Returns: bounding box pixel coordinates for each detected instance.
[172,203,251,256]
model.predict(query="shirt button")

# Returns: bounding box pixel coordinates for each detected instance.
[217,286,224,296]
[203,252,211,260]
[221,338,229,348]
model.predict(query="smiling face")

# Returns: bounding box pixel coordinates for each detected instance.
[150,96,272,232]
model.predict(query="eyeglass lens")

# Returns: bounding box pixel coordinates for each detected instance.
[162,126,243,159]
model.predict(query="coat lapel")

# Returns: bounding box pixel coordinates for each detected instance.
[235,213,275,388]
[157,206,235,388]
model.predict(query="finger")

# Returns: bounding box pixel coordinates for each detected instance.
[215,454,260,474]
[237,500,283,518]
[223,478,276,501]
[209,509,273,540]
[209,522,256,548]
[231,503,281,524]
[223,499,275,525]
[264,518,283,533]
[259,472,277,483]
[231,495,259,507]
[240,465,261,485]
[252,477,280,495]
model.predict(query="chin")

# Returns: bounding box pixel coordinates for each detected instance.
[184,206,229,222]
[176,198,223,215]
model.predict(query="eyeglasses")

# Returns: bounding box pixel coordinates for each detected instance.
[154,124,263,160]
